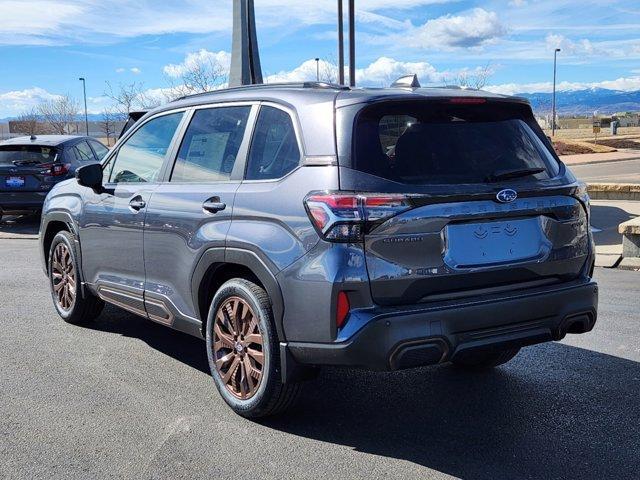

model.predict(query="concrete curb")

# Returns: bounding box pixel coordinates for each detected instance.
[587,183,640,201]
[562,155,640,167]
[0,234,38,240]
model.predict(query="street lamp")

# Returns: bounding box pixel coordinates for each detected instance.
[315,58,320,82]
[348,0,355,87]
[337,0,345,85]
[79,77,89,136]
[552,48,561,136]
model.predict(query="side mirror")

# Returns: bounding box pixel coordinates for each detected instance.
[76,163,103,192]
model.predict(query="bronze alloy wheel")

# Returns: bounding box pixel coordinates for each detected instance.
[51,243,76,311]
[213,296,265,400]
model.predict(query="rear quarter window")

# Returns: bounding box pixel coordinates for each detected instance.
[353,101,560,185]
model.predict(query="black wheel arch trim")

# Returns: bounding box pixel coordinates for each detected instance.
[191,246,286,342]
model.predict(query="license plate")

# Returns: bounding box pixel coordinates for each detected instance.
[5,176,25,188]
[444,218,550,268]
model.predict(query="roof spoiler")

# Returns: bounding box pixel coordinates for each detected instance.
[390,74,421,89]
[119,110,148,138]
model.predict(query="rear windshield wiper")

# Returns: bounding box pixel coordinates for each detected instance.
[485,167,545,183]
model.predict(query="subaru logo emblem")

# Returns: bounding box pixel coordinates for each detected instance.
[496,189,517,203]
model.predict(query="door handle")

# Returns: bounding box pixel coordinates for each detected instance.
[129,197,146,211]
[202,200,226,214]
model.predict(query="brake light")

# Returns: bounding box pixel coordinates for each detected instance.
[40,163,70,177]
[304,192,411,242]
[336,291,350,329]
[449,97,487,104]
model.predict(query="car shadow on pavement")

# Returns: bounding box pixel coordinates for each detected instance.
[83,307,639,479]
[590,204,636,247]
[85,304,210,375]
[263,343,640,479]
[0,213,40,237]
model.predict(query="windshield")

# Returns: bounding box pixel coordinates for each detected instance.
[353,102,559,185]
[0,145,59,166]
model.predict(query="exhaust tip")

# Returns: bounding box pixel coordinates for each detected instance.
[557,311,596,339]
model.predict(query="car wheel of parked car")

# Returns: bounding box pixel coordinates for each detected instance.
[451,348,520,370]
[206,278,300,418]
[48,231,104,324]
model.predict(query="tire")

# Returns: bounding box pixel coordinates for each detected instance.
[48,231,104,325]
[205,278,300,418]
[451,348,520,370]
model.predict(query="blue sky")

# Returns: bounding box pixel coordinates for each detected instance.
[0,0,639,117]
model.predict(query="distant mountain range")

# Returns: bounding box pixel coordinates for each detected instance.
[516,88,640,116]
[0,113,121,123]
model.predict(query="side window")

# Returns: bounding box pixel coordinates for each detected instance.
[246,106,301,180]
[89,140,109,160]
[74,141,96,162]
[171,106,251,183]
[109,112,183,184]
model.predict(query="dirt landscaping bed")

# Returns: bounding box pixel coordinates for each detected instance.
[553,140,617,155]
[584,138,640,149]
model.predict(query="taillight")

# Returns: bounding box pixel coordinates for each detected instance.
[449,97,487,104]
[336,291,350,329]
[304,192,412,242]
[40,163,70,177]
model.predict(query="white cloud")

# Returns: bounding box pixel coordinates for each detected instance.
[264,56,493,87]
[130,67,141,74]
[0,1,81,45]
[0,0,458,46]
[509,0,527,6]
[115,68,125,73]
[417,8,506,49]
[163,49,231,78]
[371,8,507,51]
[0,87,61,118]
[545,33,605,57]
[356,57,445,86]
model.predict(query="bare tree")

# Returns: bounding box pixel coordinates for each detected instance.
[455,63,494,90]
[164,56,228,101]
[319,55,338,84]
[37,95,79,134]
[100,109,119,146]
[13,108,41,135]
[104,82,160,116]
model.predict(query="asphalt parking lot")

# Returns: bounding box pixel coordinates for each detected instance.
[1,237,639,479]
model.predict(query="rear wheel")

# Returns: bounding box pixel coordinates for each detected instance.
[206,278,300,418]
[451,348,520,370]
[48,231,104,324]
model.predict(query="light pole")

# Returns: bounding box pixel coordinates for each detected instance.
[348,0,355,87]
[337,0,345,85]
[315,58,320,82]
[79,77,89,136]
[552,48,561,136]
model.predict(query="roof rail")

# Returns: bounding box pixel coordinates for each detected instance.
[176,82,350,101]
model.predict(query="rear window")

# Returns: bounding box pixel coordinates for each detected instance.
[353,101,559,185]
[0,145,59,166]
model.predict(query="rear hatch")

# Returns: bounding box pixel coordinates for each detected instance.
[0,144,64,193]
[337,97,591,305]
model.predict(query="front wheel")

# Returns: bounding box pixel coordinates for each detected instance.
[451,348,520,370]
[48,231,104,324]
[206,278,300,418]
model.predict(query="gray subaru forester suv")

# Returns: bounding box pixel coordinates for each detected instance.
[40,82,598,418]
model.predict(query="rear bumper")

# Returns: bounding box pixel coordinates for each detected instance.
[287,280,598,371]
[0,191,48,212]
